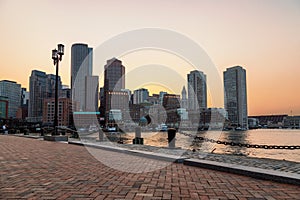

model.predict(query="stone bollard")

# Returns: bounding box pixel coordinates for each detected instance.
[133,127,143,144]
[135,127,141,138]
[167,128,176,148]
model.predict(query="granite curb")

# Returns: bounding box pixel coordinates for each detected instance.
[68,140,187,163]
[184,158,300,186]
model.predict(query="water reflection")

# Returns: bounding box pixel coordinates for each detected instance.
[219,131,248,156]
[82,129,300,162]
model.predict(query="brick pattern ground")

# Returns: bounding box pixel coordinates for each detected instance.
[0,135,299,200]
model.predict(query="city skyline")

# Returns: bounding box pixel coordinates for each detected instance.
[1,0,299,115]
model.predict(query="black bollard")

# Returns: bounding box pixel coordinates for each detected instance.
[167,128,176,148]
[133,127,143,144]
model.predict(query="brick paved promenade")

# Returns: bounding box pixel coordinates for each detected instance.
[0,136,299,199]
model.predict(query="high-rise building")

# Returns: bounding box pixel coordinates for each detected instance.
[133,88,149,104]
[0,80,21,118]
[181,86,188,109]
[85,76,99,112]
[101,58,125,121]
[71,43,93,111]
[224,66,248,129]
[28,70,61,122]
[104,58,125,91]
[187,70,207,110]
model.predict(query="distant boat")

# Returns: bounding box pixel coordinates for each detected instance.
[103,127,117,132]
[235,127,247,131]
[157,124,168,132]
[88,125,99,133]
[235,127,242,131]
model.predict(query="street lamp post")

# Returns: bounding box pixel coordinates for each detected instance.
[52,44,64,135]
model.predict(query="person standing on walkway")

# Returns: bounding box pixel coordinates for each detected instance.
[2,124,7,134]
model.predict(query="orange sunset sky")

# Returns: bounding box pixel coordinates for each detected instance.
[0,0,299,116]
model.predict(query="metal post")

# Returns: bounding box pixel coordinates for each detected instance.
[53,60,59,136]
[168,128,176,148]
[51,44,64,136]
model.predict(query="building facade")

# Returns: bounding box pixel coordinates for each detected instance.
[28,70,61,122]
[16,88,29,119]
[187,70,207,110]
[224,66,248,129]
[162,94,181,127]
[43,98,73,126]
[85,76,99,112]
[0,96,8,119]
[180,86,188,109]
[133,88,149,104]
[0,80,21,118]
[101,58,125,122]
[71,43,93,111]
[103,58,125,91]
[200,108,227,130]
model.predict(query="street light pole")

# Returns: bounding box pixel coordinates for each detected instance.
[52,44,64,136]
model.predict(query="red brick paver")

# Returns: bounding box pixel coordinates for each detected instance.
[0,135,299,199]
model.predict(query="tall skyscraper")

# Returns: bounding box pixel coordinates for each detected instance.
[28,70,61,122]
[0,80,21,118]
[101,58,125,120]
[85,76,99,112]
[187,70,207,110]
[103,58,125,91]
[71,43,94,111]
[224,66,248,129]
[46,74,59,98]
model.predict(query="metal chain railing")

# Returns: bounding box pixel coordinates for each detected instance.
[42,127,55,135]
[41,126,79,137]
[178,131,300,150]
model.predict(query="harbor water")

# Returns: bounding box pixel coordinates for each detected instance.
[86,129,300,163]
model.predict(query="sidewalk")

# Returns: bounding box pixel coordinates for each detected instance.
[1,135,300,199]
[67,139,300,185]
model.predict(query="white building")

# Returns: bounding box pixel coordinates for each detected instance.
[177,108,188,120]
[133,88,149,104]
[180,86,188,109]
